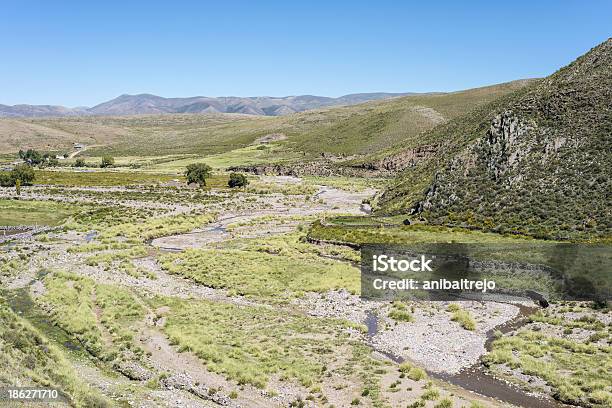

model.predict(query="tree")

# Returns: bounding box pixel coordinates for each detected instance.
[19,149,43,165]
[228,172,249,188]
[0,173,11,187]
[185,163,212,187]
[46,156,59,167]
[11,164,35,186]
[15,179,21,196]
[1,164,35,187]
[74,158,86,167]
[100,156,115,168]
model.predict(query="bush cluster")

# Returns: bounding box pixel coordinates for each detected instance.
[0,164,35,187]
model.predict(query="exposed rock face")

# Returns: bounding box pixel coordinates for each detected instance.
[355,145,440,173]
[483,111,535,180]
[230,143,442,178]
[229,160,379,178]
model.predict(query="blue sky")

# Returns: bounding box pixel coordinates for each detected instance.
[1,1,610,106]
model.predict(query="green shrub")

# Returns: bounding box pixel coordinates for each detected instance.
[388,309,414,322]
[446,303,460,312]
[408,367,427,381]
[1,164,36,186]
[185,163,212,187]
[421,387,440,400]
[588,390,612,406]
[399,362,412,373]
[228,172,249,188]
[554,383,584,405]
[434,398,453,408]
[451,309,476,331]
[100,156,115,168]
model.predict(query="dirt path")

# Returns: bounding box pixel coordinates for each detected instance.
[67,144,102,158]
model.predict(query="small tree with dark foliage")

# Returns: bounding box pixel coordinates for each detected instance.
[11,164,35,186]
[228,173,248,188]
[19,149,43,165]
[185,163,212,187]
[100,156,115,168]
[43,155,59,167]
[0,173,11,187]
[1,164,35,187]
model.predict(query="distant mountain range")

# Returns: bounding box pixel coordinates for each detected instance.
[0,92,414,118]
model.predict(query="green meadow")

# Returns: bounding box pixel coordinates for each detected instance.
[0,199,76,226]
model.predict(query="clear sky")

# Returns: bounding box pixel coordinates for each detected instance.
[1,0,610,107]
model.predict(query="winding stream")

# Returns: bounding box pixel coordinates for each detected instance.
[365,304,566,408]
[2,284,84,354]
[91,181,571,407]
[1,228,30,236]
[148,214,243,251]
[0,228,32,245]
[152,213,566,407]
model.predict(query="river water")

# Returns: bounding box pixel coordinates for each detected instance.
[3,285,84,354]
[365,304,567,408]
[1,228,30,236]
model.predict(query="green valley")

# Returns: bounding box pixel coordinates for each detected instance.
[0,21,609,408]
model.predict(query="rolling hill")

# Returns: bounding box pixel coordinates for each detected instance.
[0,104,88,118]
[377,39,612,240]
[0,81,529,156]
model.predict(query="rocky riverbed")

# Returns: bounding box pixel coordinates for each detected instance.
[1,177,575,408]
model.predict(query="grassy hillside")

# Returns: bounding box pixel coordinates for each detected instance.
[0,113,270,156]
[0,81,529,160]
[378,39,612,241]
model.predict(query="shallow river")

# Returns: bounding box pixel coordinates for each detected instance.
[366,304,567,408]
